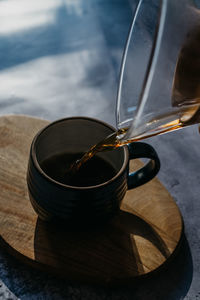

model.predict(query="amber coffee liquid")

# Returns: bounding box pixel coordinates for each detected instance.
[41,152,116,186]
[70,104,200,173]
[71,27,200,173]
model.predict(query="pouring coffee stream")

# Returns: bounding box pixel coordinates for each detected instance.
[70,37,200,173]
[70,0,200,174]
[70,109,200,174]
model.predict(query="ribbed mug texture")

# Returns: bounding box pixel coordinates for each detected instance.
[27,117,129,225]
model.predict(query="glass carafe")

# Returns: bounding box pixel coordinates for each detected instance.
[117,0,200,142]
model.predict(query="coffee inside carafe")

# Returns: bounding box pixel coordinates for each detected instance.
[70,25,200,173]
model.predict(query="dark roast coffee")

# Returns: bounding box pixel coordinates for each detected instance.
[40,152,117,187]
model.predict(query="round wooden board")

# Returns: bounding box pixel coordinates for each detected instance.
[0,115,183,285]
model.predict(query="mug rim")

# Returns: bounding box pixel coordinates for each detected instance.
[31,116,129,190]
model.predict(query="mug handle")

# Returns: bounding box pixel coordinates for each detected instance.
[127,142,160,189]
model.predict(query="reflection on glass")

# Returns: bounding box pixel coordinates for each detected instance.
[117,0,200,143]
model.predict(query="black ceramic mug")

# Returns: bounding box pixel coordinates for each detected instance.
[27,117,160,225]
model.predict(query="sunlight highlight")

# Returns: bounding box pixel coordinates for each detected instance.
[0,0,61,35]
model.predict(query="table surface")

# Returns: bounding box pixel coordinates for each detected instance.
[0,0,199,299]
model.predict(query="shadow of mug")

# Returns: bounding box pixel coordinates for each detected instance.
[34,208,180,285]
[130,233,193,300]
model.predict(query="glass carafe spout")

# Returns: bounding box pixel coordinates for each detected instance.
[117,0,200,142]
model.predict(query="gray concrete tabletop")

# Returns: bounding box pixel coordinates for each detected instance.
[0,0,199,299]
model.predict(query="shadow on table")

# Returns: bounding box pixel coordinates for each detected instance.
[33,209,171,284]
[0,218,193,300]
[130,233,193,300]
[33,209,193,299]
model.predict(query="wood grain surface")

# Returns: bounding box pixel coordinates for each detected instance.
[0,115,183,285]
